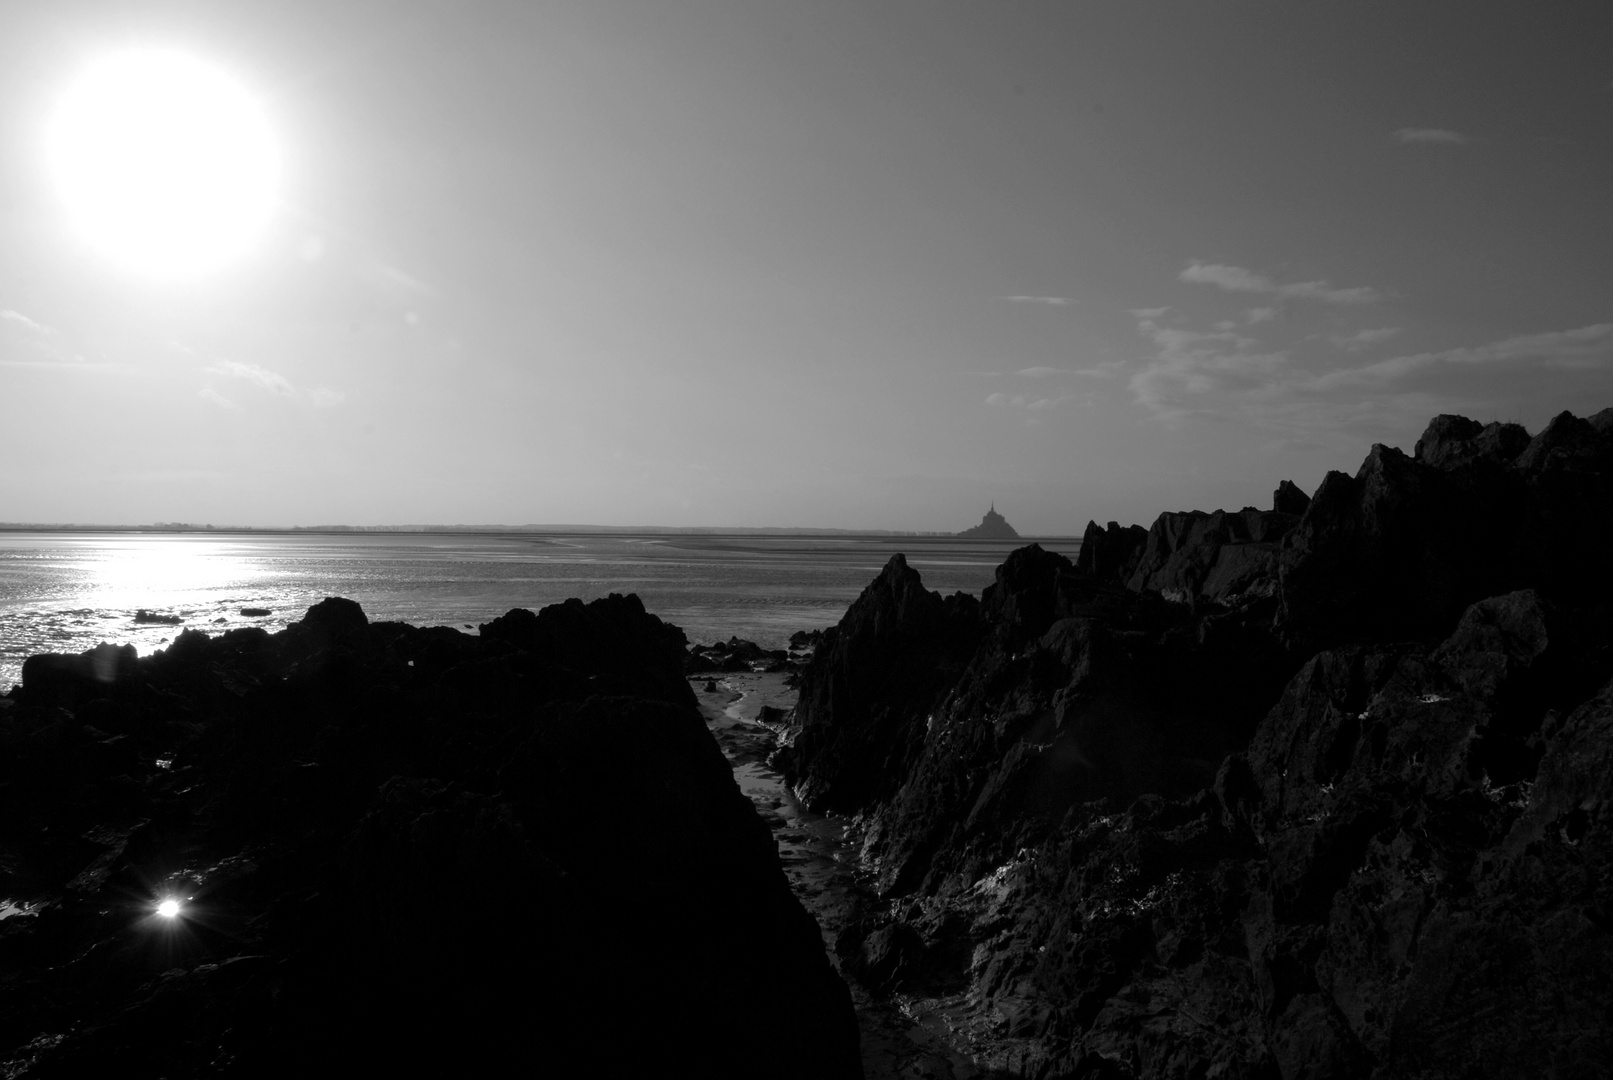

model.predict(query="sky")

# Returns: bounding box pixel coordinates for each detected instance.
[0,1,1608,533]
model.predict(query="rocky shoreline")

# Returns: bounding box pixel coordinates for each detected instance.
[0,596,860,1078]
[4,407,1610,1078]
[775,408,1613,1078]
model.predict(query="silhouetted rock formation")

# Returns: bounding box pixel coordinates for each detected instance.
[0,595,860,1079]
[781,408,1613,1077]
[957,503,1021,540]
[1272,478,1311,516]
[777,554,982,814]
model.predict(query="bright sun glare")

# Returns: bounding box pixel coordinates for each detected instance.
[156,898,182,918]
[48,49,279,276]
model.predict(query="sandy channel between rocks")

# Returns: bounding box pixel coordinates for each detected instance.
[694,673,1000,1080]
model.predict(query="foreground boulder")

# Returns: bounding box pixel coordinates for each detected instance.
[0,594,860,1079]
[783,409,1613,1077]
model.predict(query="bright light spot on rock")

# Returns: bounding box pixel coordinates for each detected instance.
[156,899,182,918]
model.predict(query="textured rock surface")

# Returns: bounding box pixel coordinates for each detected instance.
[778,553,982,813]
[784,409,1613,1078]
[0,594,860,1079]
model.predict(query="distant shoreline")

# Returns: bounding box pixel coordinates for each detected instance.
[0,523,1084,541]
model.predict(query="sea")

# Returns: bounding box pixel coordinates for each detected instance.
[0,530,1081,692]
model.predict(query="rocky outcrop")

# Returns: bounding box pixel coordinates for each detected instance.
[1124,506,1300,605]
[786,409,1613,1077]
[1280,408,1613,654]
[0,595,860,1079]
[1272,479,1311,516]
[687,636,792,674]
[1075,520,1148,587]
[777,554,982,813]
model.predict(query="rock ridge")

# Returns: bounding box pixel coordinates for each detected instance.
[782,408,1613,1078]
[0,594,861,1078]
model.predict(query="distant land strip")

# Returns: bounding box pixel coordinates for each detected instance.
[0,522,1080,538]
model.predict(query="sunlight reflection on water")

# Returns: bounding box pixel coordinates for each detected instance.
[0,531,1080,690]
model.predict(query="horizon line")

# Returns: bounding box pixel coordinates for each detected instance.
[0,521,1079,539]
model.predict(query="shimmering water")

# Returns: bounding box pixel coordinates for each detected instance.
[0,531,1080,691]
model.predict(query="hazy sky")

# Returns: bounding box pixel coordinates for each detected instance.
[1,1,1609,532]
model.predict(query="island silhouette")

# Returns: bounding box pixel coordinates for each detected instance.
[955,503,1020,540]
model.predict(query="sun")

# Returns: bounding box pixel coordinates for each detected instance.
[47,49,280,277]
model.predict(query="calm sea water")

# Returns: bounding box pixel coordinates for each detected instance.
[0,531,1080,691]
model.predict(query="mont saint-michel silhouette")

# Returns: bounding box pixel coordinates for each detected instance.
[956,503,1020,540]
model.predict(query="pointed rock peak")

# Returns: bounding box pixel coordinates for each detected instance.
[1273,479,1311,516]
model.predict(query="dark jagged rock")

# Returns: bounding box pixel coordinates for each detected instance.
[1280,409,1613,654]
[957,503,1021,540]
[789,628,827,651]
[1272,479,1311,516]
[1076,519,1149,586]
[782,408,1613,1077]
[0,595,860,1079]
[777,554,982,813]
[1125,506,1300,605]
[1414,414,1531,470]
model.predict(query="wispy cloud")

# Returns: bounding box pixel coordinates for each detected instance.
[0,309,52,335]
[1015,360,1126,380]
[199,387,240,410]
[1004,295,1075,307]
[986,392,1074,410]
[1180,262,1380,305]
[1311,323,1613,390]
[1129,307,1169,319]
[1393,127,1469,145]
[1330,327,1402,351]
[1128,316,1287,422]
[1245,307,1276,324]
[201,359,347,409]
[207,359,294,396]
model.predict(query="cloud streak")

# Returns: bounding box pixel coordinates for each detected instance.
[1180,262,1381,305]
[1311,323,1613,390]
[0,309,52,335]
[207,360,294,396]
[199,387,240,410]
[1127,317,1287,421]
[1330,327,1402,351]
[1393,127,1469,145]
[986,391,1073,410]
[201,359,347,409]
[1003,295,1075,307]
[1127,303,1613,446]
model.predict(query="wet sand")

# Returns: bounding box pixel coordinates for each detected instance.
[695,673,997,1080]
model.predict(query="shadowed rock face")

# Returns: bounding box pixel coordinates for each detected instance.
[778,553,982,813]
[1280,407,1613,655]
[785,409,1613,1078]
[0,595,861,1079]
